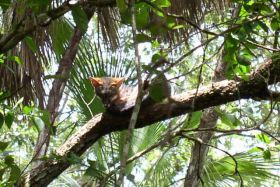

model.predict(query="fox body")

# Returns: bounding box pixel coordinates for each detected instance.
[89,76,170,112]
[89,77,136,110]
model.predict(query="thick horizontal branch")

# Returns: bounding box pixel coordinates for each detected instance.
[18,56,280,186]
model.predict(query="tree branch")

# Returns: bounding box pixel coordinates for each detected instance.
[117,0,143,185]
[32,2,95,166]
[18,56,280,186]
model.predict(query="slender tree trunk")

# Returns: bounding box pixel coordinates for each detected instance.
[184,60,226,187]
[184,6,240,186]
[33,5,95,163]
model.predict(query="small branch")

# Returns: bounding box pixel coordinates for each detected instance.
[181,134,244,187]
[243,40,280,52]
[32,4,95,166]
[163,14,275,74]
[256,101,280,143]
[140,0,218,36]
[258,128,280,143]
[116,0,143,186]
[213,133,255,139]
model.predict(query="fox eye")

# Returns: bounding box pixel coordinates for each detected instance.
[110,84,116,88]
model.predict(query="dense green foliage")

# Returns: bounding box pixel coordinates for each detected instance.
[0,0,280,186]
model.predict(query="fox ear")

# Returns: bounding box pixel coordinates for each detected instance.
[113,77,125,87]
[89,77,102,86]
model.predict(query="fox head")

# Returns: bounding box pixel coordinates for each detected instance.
[89,77,124,108]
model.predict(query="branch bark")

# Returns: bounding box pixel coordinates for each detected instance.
[184,51,227,187]
[17,56,280,186]
[33,4,95,163]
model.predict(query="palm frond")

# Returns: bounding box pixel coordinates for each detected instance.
[202,151,280,186]
[68,37,135,119]
[0,1,75,105]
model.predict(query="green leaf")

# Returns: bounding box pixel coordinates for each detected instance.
[0,168,6,181]
[172,24,185,30]
[256,133,270,144]
[0,141,9,151]
[185,111,202,128]
[4,155,14,165]
[155,0,171,8]
[71,6,88,34]
[30,0,49,6]
[237,55,251,66]
[234,64,250,80]
[0,54,5,64]
[119,9,131,25]
[224,35,239,52]
[49,19,72,57]
[32,116,44,132]
[91,97,105,115]
[0,0,11,11]
[154,9,164,17]
[23,106,32,115]
[0,91,10,102]
[248,147,263,153]
[8,55,23,65]
[67,153,82,164]
[127,173,135,183]
[85,165,98,176]
[216,109,240,127]
[135,4,150,28]
[151,53,161,63]
[27,0,49,12]
[0,112,4,129]
[116,0,127,13]
[136,34,152,43]
[24,36,38,52]
[263,149,271,160]
[235,27,248,40]
[166,16,176,28]
[252,3,272,14]
[271,17,280,31]
[243,22,253,33]
[5,111,14,129]
[39,109,51,127]
[8,164,21,183]
[149,76,168,102]
[85,160,106,179]
[142,64,154,73]
[256,20,269,32]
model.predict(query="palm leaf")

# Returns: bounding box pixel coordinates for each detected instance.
[68,37,135,119]
[202,151,280,186]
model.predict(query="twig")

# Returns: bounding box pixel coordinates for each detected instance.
[181,134,244,187]
[162,14,275,74]
[258,128,280,143]
[243,40,280,52]
[116,0,144,186]
[140,0,218,36]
